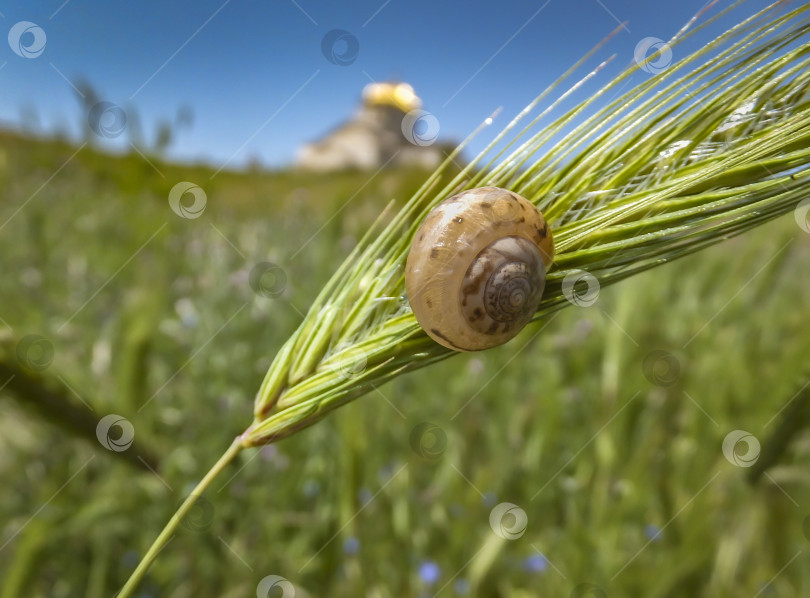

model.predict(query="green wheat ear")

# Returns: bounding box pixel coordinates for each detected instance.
[119,2,810,595]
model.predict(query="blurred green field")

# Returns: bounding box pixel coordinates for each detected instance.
[1,130,809,598]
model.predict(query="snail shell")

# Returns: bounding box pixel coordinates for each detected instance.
[405,187,554,351]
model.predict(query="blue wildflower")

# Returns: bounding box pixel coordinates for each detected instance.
[644,524,663,541]
[357,487,373,504]
[122,550,139,568]
[419,561,441,585]
[302,479,320,498]
[343,536,359,555]
[454,578,470,595]
[524,553,549,573]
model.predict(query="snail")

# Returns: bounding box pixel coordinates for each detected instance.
[405,187,554,351]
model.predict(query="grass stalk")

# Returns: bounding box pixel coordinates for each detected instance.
[117,437,244,598]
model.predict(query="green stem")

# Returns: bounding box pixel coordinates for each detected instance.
[117,436,245,598]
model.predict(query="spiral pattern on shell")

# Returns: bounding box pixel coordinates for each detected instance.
[405,187,554,351]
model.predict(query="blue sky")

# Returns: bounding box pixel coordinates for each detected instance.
[0,0,776,169]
